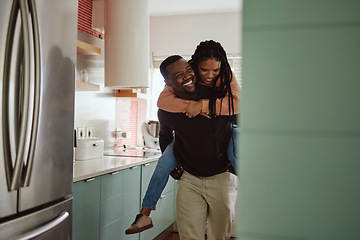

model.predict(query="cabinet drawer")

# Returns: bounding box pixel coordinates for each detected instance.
[122,167,141,215]
[141,162,156,197]
[73,177,101,211]
[153,190,175,229]
[123,187,140,215]
[101,170,123,200]
[73,203,100,240]
[123,166,141,189]
[140,190,175,240]
[100,194,123,227]
[121,211,141,240]
[163,177,175,195]
[100,218,125,240]
[141,162,176,199]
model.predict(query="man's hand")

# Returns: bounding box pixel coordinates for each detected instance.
[184,100,202,118]
[170,165,184,180]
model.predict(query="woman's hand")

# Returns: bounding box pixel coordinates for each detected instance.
[184,100,202,118]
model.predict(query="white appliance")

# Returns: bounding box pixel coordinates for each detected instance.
[75,138,104,161]
[141,120,160,149]
[0,0,77,239]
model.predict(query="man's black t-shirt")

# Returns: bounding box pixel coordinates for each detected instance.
[158,109,236,177]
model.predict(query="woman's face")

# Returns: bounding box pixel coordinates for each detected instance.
[197,58,221,86]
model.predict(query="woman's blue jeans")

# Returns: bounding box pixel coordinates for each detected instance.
[142,126,239,210]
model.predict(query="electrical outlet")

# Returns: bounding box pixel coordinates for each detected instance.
[77,127,85,139]
[114,128,121,138]
[86,126,93,138]
[121,131,131,139]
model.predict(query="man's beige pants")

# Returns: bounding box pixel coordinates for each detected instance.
[176,171,238,240]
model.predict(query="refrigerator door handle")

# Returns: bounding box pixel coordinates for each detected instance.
[2,0,20,191]
[2,0,31,191]
[10,211,70,240]
[22,0,41,187]
[7,0,32,191]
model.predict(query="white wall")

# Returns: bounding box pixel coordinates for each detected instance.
[74,90,116,149]
[150,12,242,56]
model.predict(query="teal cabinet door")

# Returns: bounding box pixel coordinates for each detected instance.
[141,162,175,199]
[100,167,140,240]
[100,171,123,227]
[73,177,101,211]
[141,162,157,197]
[121,166,141,240]
[101,170,123,199]
[122,166,141,215]
[73,203,100,240]
[152,190,175,231]
[100,194,123,228]
[140,162,176,240]
[99,218,122,240]
[139,190,175,240]
[73,177,101,240]
[121,212,140,240]
[73,160,166,240]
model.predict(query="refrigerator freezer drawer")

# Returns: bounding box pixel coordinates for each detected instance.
[0,197,72,240]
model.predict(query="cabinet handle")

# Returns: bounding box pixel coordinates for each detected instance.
[85,178,95,182]
[111,171,119,175]
[143,163,150,167]
[160,194,166,199]
[130,166,138,170]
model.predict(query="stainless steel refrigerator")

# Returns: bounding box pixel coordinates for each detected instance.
[0,0,77,239]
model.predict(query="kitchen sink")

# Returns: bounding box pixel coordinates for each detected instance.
[104,147,161,158]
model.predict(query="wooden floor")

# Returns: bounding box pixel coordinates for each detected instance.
[164,232,236,240]
[163,233,180,240]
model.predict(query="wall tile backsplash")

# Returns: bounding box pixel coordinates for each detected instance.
[115,98,138,148]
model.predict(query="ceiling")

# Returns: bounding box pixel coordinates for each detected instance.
[149,0,242,16]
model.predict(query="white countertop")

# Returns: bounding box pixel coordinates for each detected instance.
[73,154,161,182]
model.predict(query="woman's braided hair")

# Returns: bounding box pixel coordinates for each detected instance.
[189,40,235,118]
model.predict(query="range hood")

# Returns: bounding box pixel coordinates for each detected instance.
[105,0,150,89]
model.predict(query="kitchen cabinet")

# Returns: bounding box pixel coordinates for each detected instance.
[73,161,176,240]
[92,0,104,29]
[73,177,101,240]
[73,167,141,240]
[99,170,123,232]
[99,166,141,240]
[117,166,142,240]
[140,162,176,240]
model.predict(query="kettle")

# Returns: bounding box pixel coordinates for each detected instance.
[147,120,159,138]
[142,120,159,149]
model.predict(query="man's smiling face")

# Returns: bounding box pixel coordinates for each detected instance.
[166,59,197,98]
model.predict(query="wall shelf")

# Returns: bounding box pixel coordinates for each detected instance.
[76,81,100,91]
[76,40,101,91]
[77,40,101,55]
[115,89,150,99]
